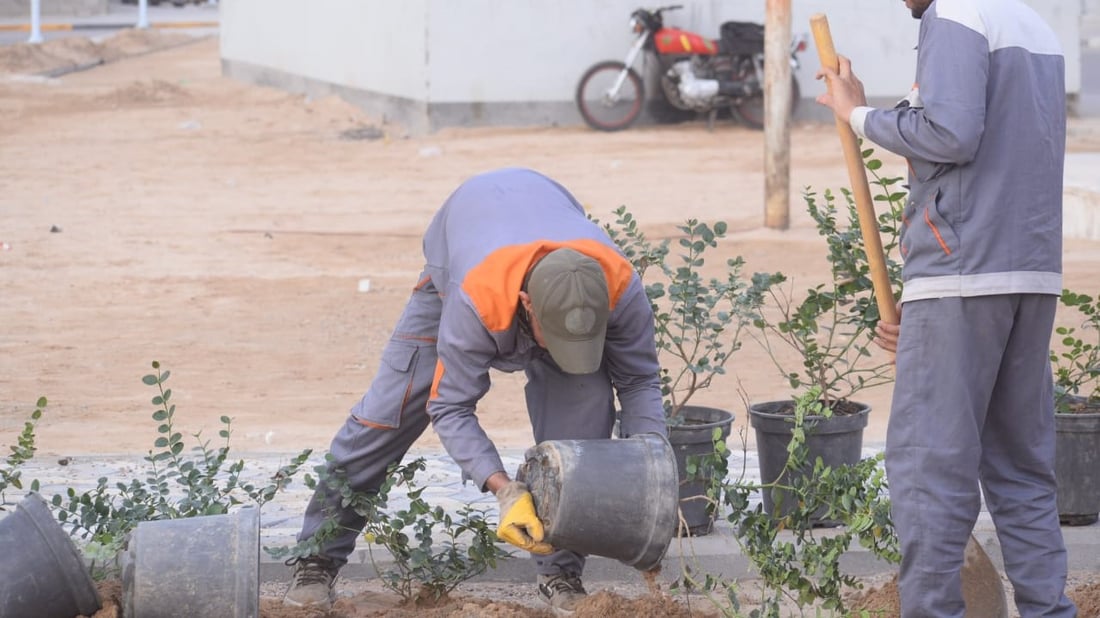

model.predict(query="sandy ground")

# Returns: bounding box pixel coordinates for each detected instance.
[3,32,1100,462]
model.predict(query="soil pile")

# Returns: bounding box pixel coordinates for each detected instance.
[1070,580,1100,615]
[0,28,194,76]
[847,576,901,616]
[84,580,715,618]
[847,573,1100,616]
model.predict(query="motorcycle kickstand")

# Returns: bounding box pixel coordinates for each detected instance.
[706,108,718,132]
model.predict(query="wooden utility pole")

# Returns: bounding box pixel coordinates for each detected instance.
[763,0,792,229]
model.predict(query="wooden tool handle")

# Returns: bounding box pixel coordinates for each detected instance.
[810,14,899,325]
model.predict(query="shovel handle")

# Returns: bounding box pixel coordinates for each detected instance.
[810,14,899,325]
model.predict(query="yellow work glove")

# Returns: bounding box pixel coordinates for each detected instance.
[495,480,554,555]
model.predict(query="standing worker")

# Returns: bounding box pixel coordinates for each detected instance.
[815,0,1076,616]
[282,167,668,613]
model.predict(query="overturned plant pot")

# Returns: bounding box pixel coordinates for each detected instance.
[521,433,678,570]
[122,505,260,617]
[0,492,101,618]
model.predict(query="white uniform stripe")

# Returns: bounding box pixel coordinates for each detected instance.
[935,0,1062,55]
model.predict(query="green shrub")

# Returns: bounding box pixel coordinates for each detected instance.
[1052,290,1100,412]
[269,457,510,602]
[49,361,312,576]
[601,207,768,422]
[0,396,46,509]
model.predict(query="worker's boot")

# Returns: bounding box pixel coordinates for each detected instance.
[283,556,339,609]
[537,572,587,614]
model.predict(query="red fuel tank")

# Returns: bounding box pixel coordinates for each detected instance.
[653,28,718,55]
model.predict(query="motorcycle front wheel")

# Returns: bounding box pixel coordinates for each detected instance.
[732,75,801,130]
[575,61,645,132]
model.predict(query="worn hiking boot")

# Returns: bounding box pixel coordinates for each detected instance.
[283,556,339,608]
[537,572,587,614]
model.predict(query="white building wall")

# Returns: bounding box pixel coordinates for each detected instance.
[423,0,608,103]
[220,0,429,100]
[220,0,1083,133]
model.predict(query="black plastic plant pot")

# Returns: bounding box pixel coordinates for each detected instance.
[667,405,735,536]
[0,492,101,618]
[521,433,678,571]
[1055,402,1100,526]
[122,505,260,617]
[749,400,870,525]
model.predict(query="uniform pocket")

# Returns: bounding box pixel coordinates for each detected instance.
[352,340,421,429]
[922,189,958,257]
[901,187,958,262]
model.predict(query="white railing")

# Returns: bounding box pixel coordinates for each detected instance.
[137,0,150,29]
[26,0,151,45]
[27,0,42,43]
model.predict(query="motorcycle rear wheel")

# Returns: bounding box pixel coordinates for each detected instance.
[733,75,801,130]
[576,61,645,132]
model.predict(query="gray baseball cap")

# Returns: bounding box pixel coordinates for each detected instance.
[526,248,610,375]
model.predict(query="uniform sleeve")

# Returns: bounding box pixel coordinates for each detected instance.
[604,279,667,437]
[427,291,505,491]
[862,14,988,173]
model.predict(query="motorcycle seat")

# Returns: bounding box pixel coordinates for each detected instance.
[718,21,765,55]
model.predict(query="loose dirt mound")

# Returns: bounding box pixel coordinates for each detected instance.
[847,572,1100,616]
[1070,580,1100,616]
[573,590,706,617]
[847,576,901,616]
[0,28,195,76]
[97,27,193,62]
[0,36,101,75]
[87,581,713,618]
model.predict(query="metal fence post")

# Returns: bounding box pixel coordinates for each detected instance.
[28,0,44,44]
[137,0,150,29]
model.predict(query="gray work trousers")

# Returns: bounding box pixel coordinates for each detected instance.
[297,275,616,577]
[886,295,1075,617]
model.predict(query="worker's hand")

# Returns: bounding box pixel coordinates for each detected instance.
[873,305,902,358]
[815,55,868,122]
[495,480,554,555]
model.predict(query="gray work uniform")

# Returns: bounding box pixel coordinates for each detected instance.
[297,167,667,577]
[850,0,1074,615]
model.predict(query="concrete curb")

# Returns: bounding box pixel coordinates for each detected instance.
[24,32,213,77]
[11,450,1100,588]
[258,518,901,586]
[0,20,216,31]
[258,518,1100,585]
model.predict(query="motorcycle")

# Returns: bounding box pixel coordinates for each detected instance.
[575,5,807,131]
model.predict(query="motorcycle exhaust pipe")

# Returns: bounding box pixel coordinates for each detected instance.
[717,79,752,97]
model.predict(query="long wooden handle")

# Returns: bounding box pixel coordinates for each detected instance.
[810,14,899,325]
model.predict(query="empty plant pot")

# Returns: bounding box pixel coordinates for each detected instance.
[121,505,260,618]
[519,433,678,571]
[0,492,101,618]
